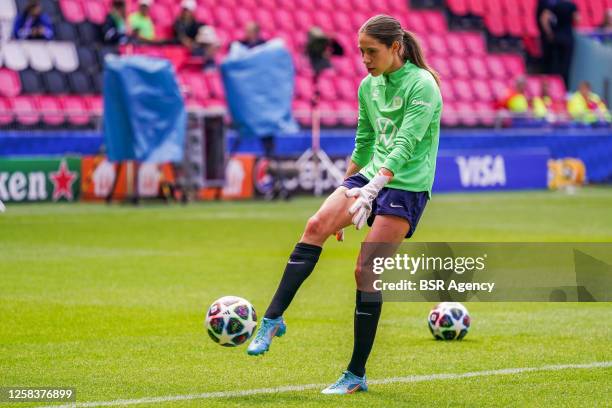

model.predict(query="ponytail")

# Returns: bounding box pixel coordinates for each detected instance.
[402,30,440,86]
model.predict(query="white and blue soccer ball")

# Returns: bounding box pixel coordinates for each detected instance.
[205,296,257,347]
[428,302,471,340]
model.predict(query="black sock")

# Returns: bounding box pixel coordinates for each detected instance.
[264,242,322,319]
[347,290,382,378]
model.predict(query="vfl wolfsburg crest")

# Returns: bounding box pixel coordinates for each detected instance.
[375,117,398,148]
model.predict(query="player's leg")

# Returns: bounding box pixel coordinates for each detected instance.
[248,186,357,355]
[323,215,409,394]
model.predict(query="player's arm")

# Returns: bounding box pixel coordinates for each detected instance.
[350,84,376,173]
[382,77,437,176]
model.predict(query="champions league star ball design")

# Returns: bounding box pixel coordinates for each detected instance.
[428,302,471,340]
[205,296,257,347]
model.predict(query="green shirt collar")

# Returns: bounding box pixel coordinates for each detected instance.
[382,61,413,86]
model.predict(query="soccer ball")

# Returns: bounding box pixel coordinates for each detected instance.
[205,296,257,347]
[427,302,471,340]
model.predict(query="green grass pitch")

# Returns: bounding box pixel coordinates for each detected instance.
[1,187,611,407]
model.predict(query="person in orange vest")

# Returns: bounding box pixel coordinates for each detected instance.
[499,77,529,114]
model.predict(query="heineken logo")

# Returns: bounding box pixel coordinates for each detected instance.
[0,158,80,202]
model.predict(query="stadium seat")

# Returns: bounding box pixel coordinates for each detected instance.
[55,21,79,42]
[426,34,448,56]
[458,102,479,127]
[295,75,314,101]
[489,78,509,100]
[486,55,507,79]
[60,0,86,23]
[180,71,210,101]
[41,0,61,19]
[318,100,338,127]
[84,94,103,115]
[0,97,13,126]
[83,0,108,25]
[67,69,94,94]
[336,77,355,101]
[43,70,69,94]
[0,68,21,97]
[292,99,311,127]
[484,14,505,37]
[1,42,29,71]
[452,79,475,101]
[449,58,470,78]
[77,22,102,44]
[204,72,225,100]
[467,56,489,79]
[63,95,91,126]
[447,0,468,15]
[473,101,496,127]
[500,54,525,75]
[335,100,357,127]
[77,46,99,73]
[461,32,487,56]
[429,56,451,80]
[422,11,447,33]
[472,79,494,102]
[13,96,40,126]
[441,101,460,127]
[405,13,427,33]
[22,41,53,72]
[37,95,65,126]
[19,69,44,93]
[446,34,468,57]
[48,42,79,73]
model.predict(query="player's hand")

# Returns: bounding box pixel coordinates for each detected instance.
[344,173,391,230]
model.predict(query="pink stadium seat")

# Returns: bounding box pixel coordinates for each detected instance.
[483,0,503,16]
[504,14,524,37]
[195,7,213,24]
[452,79,474,101]
[336,77,355,100]
[313,10,334,32]
[426,34,448,56]
[205,72,225,100]
[0,68,21,97]
[461,33,487,56]
[84,95,103,115]
[484,14,505,37]
[212,7,235,30]
[405,12,426,33]
[429,56,451,80]
[422,11,447,33]
[447,0,468,15]
[440,81,456,102]
[449,58,470,78]
[60,0,85,23]
[446,34,467,57]
[274,9,296,32]
[500,54,525,75]
[292,99,311,127]
[0,97,13,126]
[334,100,358,127]
[13,96,39,126]
[317,77,337,101]
[37,95,65,126]
[441,101,459,127]
[489,78,510,100]
[458,102,480,127]
[467,56,488,79]
[472,79,494,102]
[63,96,90,126]
[294,10,315,31]
[467,0,485,15]
[318,100,338,127]
[83,0,107,25]
[545,75,567,101]
[486,55,507,79]
[181,71,210,101]
[473,101,497,127]
[234,8,253,26]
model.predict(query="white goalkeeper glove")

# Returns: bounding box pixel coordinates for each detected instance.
[345,172,391,230]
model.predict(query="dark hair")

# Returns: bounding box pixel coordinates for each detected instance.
[360,14,440,86]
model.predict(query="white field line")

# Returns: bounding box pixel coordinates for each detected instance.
[38,361,612,408]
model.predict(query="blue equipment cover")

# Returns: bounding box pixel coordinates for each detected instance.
[103,55,186,163]
[221,40,298,138]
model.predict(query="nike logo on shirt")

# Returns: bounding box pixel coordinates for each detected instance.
[389,203,403,208]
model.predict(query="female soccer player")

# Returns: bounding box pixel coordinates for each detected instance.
[247,14,442,394]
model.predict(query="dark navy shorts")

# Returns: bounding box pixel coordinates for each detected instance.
[342,173,429,238]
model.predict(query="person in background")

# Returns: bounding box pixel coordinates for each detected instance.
[536,0,557,74]
[12,0,54,40]
[567,81,611,124]
[239,22,266,48]
[128,0,155,43]
[102,0,128,45]
[173,0,219,68]
[532,80,554,119]
[541,0,579,88]
[499,77,529,114]
[600,9,612,31]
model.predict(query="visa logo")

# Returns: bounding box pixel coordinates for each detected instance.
[455,155,506,187]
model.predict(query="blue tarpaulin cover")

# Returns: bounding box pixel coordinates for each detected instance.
[103,55,186,163]
[221,39,298,138]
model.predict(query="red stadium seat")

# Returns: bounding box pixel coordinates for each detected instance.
[405,12,426,33]
[84,95,103,115]
[500,54,525,75]
[37,95,65,126]
[13,96,40,126]
[205,72,225,100]
[484,14,505,37]
[504,14,524,37]
[0,68,21,97]
[0,97,13,126]
[60,0,85,23]
[467,0,485,15]
[544,75,567,101]
[181,71,210,101]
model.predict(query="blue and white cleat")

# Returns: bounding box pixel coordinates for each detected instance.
[246,316,286,355]
[321,371,368,394]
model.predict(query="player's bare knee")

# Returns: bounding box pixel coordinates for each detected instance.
[304,215,327,240]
